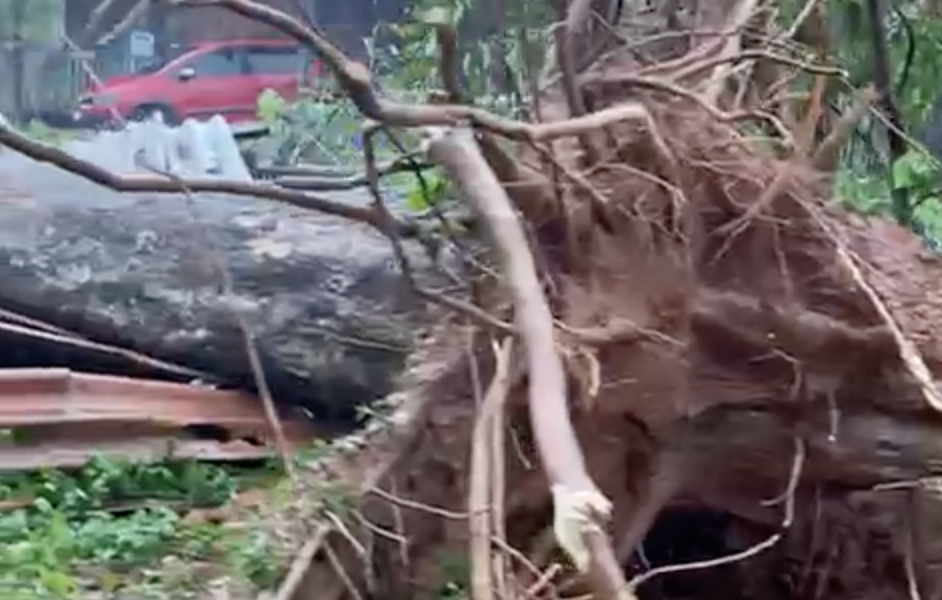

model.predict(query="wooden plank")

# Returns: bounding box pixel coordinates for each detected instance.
[0,437,273,471]
[0,369,316,441]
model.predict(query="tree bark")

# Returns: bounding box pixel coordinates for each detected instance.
[0,149,446,428]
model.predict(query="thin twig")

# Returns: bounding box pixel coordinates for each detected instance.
[661,49,846,83]
[387,478,411,569]
[468,331,492,600]
[415,288,515,334]
[580,73,794,148]
[143,166,295,479]
[491,534,547,583]
[362,122,417,287]
[807,205,942,414]
[272,525,329,600]
[324,509,367,559]
[524,563,563,600]
[786,0,824,38]
[271,156,432,191]
[557,0,601,163]
[368,485,470,520]
[172,0,655,145]
[324,541,366,600]
[0,306,76,335]
[703,0,763,104]
[0,318,212,380]
[489,337,510,600]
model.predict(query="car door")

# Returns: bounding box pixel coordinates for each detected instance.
[169,46,252,121]
[243,45,304,103]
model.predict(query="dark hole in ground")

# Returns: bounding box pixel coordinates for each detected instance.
[632,505,750,600]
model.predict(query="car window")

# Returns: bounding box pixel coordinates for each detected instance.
[244,47,303,75]
[183,49,244,77]
[136,45,193,75]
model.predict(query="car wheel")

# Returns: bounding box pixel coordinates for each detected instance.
[129,105,177,126]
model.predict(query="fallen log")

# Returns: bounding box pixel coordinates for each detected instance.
[0,151,443,429]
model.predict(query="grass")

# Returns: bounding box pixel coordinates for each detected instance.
[0,444,348,600]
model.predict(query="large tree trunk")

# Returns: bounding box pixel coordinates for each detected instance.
[0,149,443,429]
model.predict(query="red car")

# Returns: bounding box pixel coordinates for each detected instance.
[73,38,320,127]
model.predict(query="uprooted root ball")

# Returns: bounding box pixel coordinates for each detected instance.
[351,99,942,600]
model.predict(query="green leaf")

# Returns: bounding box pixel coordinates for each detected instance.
[406,184,431,211]
[39,569,77,597]
[893,151,940,192]
[256,89,287,124]
[417,6,453,26]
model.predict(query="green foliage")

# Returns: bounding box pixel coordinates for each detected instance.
[417,551,470,600]
[255,89,452,211]
[885,4,942,125]
[20,120,76,147]
[892,149,942,194]
[404,169,450,212]
[255,89,366,167]
[0,456,287,599]
[378,0,550,112]
[813,0,942,248]
[250,0,553,215]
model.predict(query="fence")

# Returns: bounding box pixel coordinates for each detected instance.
[0,40,132,120]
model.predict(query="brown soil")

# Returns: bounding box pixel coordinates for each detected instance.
[283,12,942,600]
[342,93,942,600]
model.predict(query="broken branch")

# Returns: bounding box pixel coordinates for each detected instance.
[469,338,514,600]
[426,127,633,600]
[0,118,398,233]
[172,0,653,146]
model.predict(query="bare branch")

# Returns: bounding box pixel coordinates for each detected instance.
[270,158,432,191]
[171,0,653,144]
[659,49,847,83]
[0,319,212,381]
[0,119,398,232]
[580,74,794,148]
[363,123,418,287]
[273,526,330,600]
[469,338,514,600]
[812,85,879,172]
[427,127,633,600]
[702,0,763,104]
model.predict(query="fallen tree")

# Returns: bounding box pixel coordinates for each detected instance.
[0,150,446,428]
[6,0,942,599]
